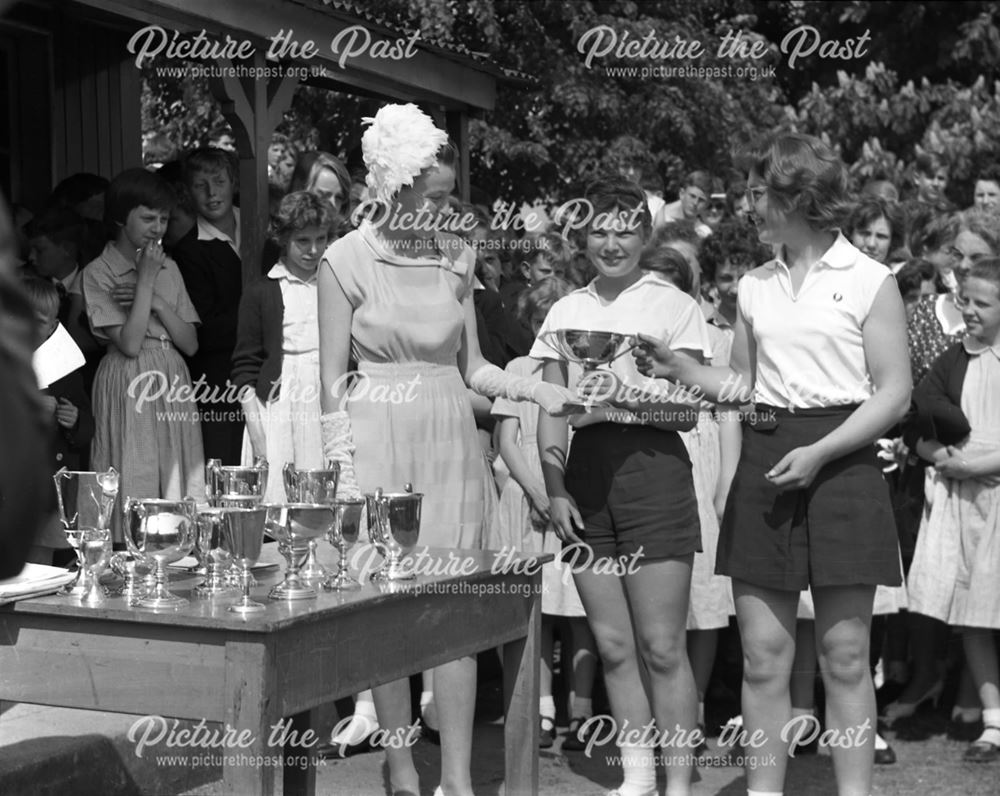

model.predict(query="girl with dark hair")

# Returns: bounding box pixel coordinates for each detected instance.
[536,175,712,796]
[81,168,204,521]
[635,132,911,796]
[846,196,905,265]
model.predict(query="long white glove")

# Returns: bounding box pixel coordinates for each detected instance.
[321,410,362,499]
[469,363,578,416]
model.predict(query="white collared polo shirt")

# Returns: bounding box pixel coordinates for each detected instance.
[738,232,893,409]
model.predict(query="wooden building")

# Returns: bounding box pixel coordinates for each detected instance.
[1,0,517,281]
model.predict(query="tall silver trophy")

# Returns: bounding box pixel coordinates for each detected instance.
[366,486,423,581]
[206,457,269,507]
[283,462,340,583]
[52,467,119,597]
[220,507,268,614]
[538,329,639,408]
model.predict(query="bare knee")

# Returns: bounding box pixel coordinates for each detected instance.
[742,634,795,690]
[818,635,869,690]
[638,631,687,676]
[591,628,636,671]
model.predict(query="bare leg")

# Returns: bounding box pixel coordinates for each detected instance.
[813,585,877,796]
[732,579,798,792]
[434,656,476,796]
[568,617,598,708]
[625,556,698,796]
[687,628,719,718]
[371,679,419,795]
[963,629,1000,714]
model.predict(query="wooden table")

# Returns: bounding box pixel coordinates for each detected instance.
[0,546,544,795]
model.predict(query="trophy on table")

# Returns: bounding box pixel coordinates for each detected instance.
[264,503,334,600]
[323,497,365,591]
[365,485,423,582]
[282,462,340,583]
[53,467,119,598]
[124,497,197,609]
[206,457,269,507]
[220,507,268,614]
[537,329,639,409]
[192,507,238,597]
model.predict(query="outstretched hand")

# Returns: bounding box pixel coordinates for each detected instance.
[632,333,678,380]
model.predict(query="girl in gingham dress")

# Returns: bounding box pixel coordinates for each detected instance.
[82,169,205,530]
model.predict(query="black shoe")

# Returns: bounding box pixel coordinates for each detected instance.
[948,717,984,742]
[540,718,555,749]
[874,734,896,765]
[964,739,1000,763]
[562,716,598,751]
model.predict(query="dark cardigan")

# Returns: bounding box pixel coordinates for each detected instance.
[902,341,972,450]
[231,278,284,404]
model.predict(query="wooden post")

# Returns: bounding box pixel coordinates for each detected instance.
[445,109,471,203]
[209,51,299,284]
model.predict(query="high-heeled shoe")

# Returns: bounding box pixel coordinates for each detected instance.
[880,680,943,727]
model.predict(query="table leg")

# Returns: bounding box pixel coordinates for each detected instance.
[282,709,318,796]
[502,585,541,796]
[224,639,275,796]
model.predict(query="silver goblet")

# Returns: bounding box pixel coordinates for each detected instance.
[52,467,119,597]
[264,503,333,600]
[220,507,268,614]
[193,507,237,597]
[283,463,340,584]
[366,487,423,581]
[322,498,365,591]
[124,498,197,609]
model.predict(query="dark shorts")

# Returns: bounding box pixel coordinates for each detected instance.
[717,405,903,591]
[564,423,701,562]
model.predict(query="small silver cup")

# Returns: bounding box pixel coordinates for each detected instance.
[264,503,334,600]
[283,463,340,584]
[365,487,423,581]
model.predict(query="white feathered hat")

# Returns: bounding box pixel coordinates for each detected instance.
[361,104,449,202]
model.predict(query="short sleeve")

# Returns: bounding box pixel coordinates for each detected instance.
[165,259,201,324]
[854,259,893,324]
[81,260,126,340]
[663,293,713,356]
[322,235,364,309]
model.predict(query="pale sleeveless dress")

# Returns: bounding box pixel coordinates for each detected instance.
[322,223,484,550]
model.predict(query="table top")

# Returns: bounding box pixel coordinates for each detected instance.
[0,544,551,633]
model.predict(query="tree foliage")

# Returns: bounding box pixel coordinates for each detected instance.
[139,1,1000,208]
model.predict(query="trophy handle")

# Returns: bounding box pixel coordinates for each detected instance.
[253,455,269,471]
[283,462,298,502]
[205,459,222,504]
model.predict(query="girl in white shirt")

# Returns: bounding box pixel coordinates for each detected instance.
[635,133,911,796]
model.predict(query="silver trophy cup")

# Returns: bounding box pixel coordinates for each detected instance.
[264,503,334,600]
[193,507,238,597]
[538,328,638,408]
[124,497,197,609]
[322,497,366,591]
[366,487,423,581]
[52,468,119,597]
[220,507,268,614]
[206,457,269,507]
[282,463,341,583]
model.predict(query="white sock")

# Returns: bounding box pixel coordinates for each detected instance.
[420,690,434,710]
[617,742,656,796]
[979,708,1000,745]
[539,695,556,721]
[874,733,889,751]
[572,696,593,718]
[747,791,783,796]
[791,707,814,718]
[331,698,378,745]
